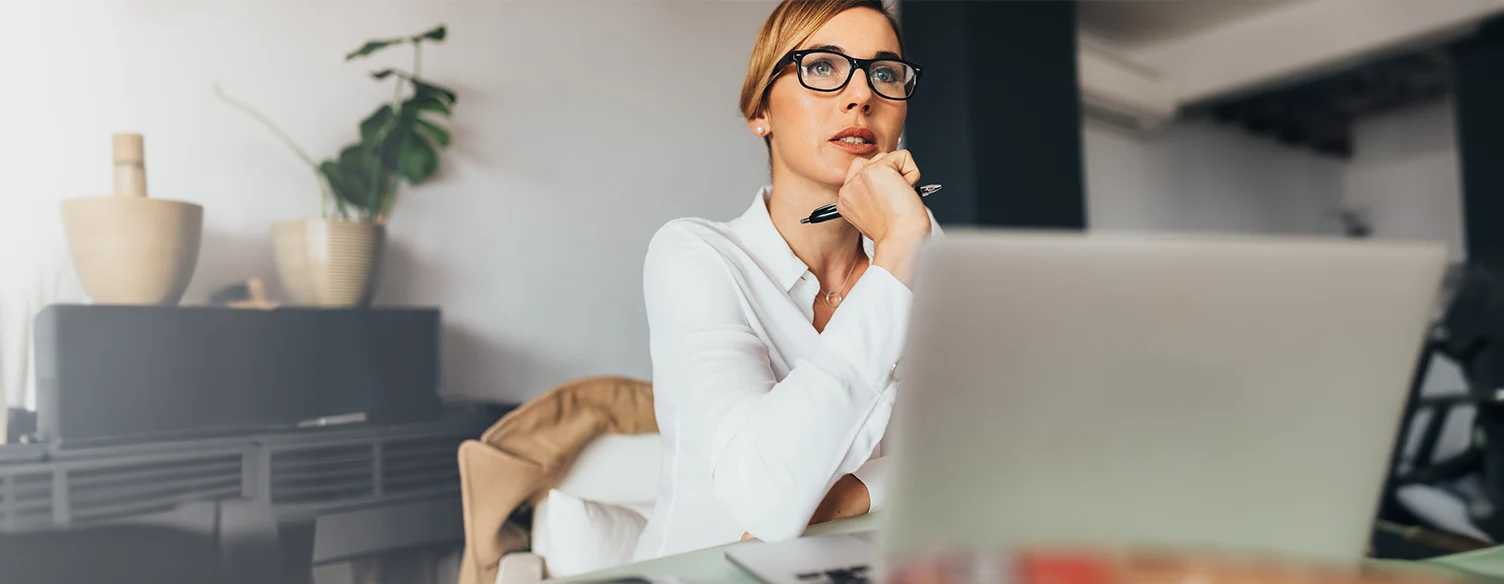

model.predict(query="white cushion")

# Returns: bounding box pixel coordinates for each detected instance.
[551,433,661,506]
[532,489,648,578]
[1396,484,1494,543]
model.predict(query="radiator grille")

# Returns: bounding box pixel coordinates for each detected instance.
[4,472,54,529]
[67,454,244,524]
[270,445,375,504]
[380,436,460,496]
[0,413,493,531]
[268,434,461,504]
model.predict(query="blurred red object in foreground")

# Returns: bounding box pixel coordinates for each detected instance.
[1017,551,1112,584]
[883,549,1466,584]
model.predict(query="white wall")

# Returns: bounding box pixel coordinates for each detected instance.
[0,0,779,403]
[1342,98,1467,261]
[1081,99,1467,253]
[1082,117,1347,236]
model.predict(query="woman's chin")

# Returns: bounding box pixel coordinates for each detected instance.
[819,153,878,183]
[780,156,874,188]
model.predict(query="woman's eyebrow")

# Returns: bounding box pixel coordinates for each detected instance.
[804,44,904,61]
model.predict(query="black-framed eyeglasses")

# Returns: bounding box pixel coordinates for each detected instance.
[782,49,923,101]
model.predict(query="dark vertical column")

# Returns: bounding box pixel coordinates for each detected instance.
[1451,17,1504,272]
[898,1,975,225]
[901,0,1085,229]
[1445,18,1504,554]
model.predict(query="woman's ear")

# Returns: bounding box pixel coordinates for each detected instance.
[747,115,771,138]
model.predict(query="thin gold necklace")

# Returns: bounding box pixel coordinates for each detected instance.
[822,248,863,308]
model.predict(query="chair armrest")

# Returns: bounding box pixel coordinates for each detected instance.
[496,551,545,584]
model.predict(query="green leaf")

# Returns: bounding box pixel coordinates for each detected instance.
[413,25,446,42]
[410,94,451,116]
[326,146,383,214]
[346,38,401,60]
[416,118,451,148]
[412,78,458,106]
[397,132,439,184]
[319,160,348,200]
[322,159,368,214]
[375,102,421,170]
[360,105,395,144]
[371,69,397,80]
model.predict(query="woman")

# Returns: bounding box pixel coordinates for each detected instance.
[635,0,937,561]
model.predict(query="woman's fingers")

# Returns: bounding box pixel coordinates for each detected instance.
[848,150,919,188]
[845,156,873,183]
[885,149,921,185]
[836,149,927,243]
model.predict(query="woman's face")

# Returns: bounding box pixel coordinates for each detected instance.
[755,7,907,190]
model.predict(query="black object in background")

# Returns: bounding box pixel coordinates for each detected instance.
[1373,266,1504,558]
[899,0,1086,229]
[32,305,442,445]
[1453,15,1504,274]
[6,407,37,443]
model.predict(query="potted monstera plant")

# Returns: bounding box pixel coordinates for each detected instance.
[219,24,456,307]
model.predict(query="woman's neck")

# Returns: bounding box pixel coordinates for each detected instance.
[766,171,865,281]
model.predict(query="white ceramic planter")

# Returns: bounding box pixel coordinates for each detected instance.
[61,134,203,306]
[272,219,385,308]
[61,197,204,306]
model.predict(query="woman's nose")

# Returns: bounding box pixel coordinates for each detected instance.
[843,70,874,113]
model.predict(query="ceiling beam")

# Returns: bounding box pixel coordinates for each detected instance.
[1128,0,1504,106]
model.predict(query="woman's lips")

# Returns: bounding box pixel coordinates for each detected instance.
[830,127,879,155]
[829,139,878,155]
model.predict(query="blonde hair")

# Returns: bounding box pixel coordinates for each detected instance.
[738,0,904,122]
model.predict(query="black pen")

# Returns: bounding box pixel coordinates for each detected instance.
[800,184,943,224]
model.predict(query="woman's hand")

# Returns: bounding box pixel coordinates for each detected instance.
[836,150,932,285]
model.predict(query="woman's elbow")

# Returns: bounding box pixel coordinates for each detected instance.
[710,450,822,541]
[716,484,816,542]
[736,506,810,543]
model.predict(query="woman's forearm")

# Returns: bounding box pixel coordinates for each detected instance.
[809,473,872,524]
[872,234,927,288]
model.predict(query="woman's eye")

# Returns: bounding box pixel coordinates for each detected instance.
[873,66,898,84]
[808,60,836,76]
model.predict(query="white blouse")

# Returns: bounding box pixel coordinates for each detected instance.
[633,187,938,561]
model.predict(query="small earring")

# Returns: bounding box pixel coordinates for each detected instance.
[756,127,764,135]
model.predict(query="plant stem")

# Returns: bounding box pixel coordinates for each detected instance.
[372,45,421,222]
[392,68,405,107]
[213,83,336,212]
[214,83,319,169]
[380,179,399,223]
[375,181,394,226]
[369,41,420,224]
[377,40,423,224]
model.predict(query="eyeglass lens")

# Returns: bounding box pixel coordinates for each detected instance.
[797,52,918,99]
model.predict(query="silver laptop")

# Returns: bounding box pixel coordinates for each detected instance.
[728,229,1448,584]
